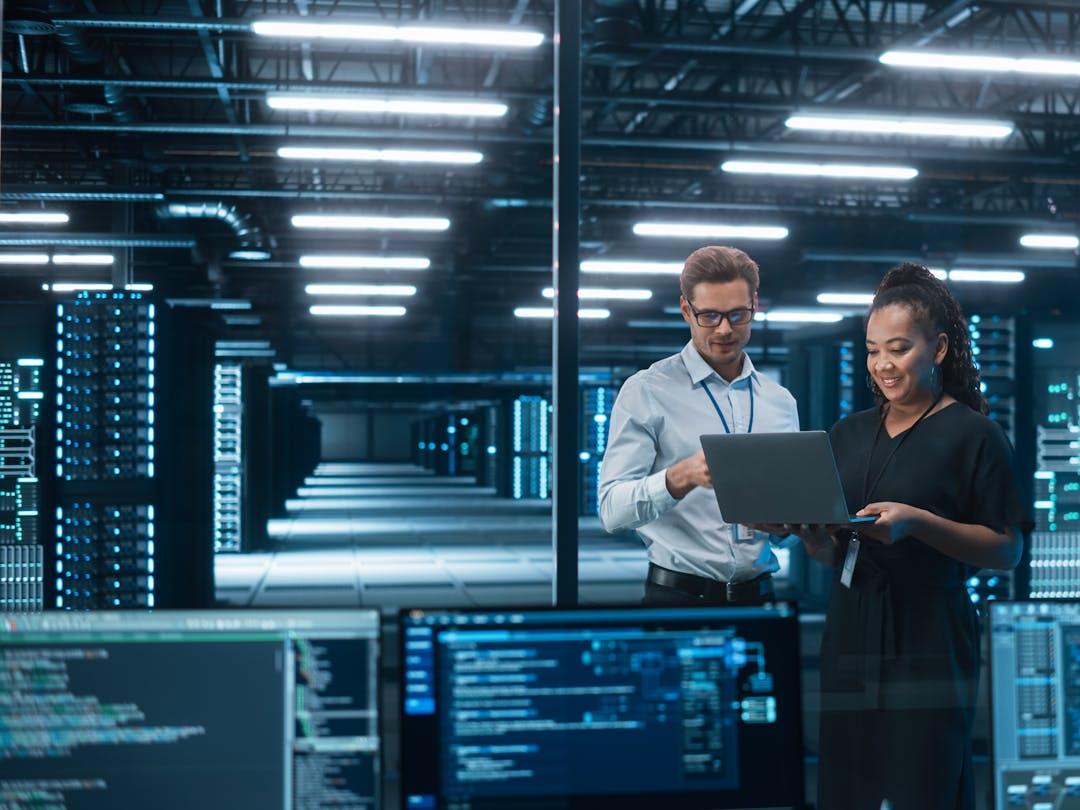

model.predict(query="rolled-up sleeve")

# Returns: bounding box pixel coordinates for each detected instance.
[597,378,679,532]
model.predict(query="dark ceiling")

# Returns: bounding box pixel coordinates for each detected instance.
[3,0,1080,377]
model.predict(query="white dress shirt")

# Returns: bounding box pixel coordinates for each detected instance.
[598,341,800,582]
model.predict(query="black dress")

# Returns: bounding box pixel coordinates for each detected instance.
[818,402,1025,810]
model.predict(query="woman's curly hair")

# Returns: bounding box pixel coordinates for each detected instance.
[867,262,988,414]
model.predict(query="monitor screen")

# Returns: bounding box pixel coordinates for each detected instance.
[0,609,381,810]
[399,603,804,810]
[989,601,1080,808]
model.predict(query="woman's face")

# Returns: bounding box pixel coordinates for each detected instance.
[865,303,947,409]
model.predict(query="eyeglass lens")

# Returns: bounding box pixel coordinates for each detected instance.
[691,305,753,326]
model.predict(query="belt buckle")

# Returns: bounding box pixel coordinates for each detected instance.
[725,580,737,603]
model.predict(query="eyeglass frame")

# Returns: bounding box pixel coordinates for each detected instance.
[684,299,756,328]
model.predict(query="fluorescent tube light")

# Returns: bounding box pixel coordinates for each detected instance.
[304,284,417,296]
[1033,338,1054,350]
[755,310,845,323]
[925,267,949,280]
[125,283,154,291]
[721,160,918,180]
[278,146,483,164]
[52,254,115,266]
[47,283,114,292]
[785,114,1013,139]
[266,95,508,117]
[581,260,683,275]
[633,223,788,240]
[0,212,70,225]
[542,287,652,301]
[947,269,1025,283]
[880,50,1080,77]
[309,305,407,317]
[513,307,611,319]
[816,292,874,305]
[291,214,450,231]
[1020,234,1079,249]
[252,21,544,48]
[0,253,50,265]
[300,255,431,270]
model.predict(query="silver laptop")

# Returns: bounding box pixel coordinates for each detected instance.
[699,431,877,525]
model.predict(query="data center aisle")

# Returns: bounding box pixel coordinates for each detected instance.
[215,462,648,608]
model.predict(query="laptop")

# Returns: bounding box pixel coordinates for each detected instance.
[699,431,878,525]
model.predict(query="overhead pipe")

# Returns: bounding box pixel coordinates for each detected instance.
[47,0,141,123]
[156,201,270,260]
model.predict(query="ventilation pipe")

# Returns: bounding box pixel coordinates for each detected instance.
[156,202,271,261]
[47,0,140,123]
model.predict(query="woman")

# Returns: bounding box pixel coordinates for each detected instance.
[800,263,1025,809]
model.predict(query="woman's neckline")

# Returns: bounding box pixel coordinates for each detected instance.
[881,397,958,440]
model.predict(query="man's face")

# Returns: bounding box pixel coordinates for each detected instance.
[681,279,756,381]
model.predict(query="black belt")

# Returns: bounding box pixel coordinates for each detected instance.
[647,563,774,604]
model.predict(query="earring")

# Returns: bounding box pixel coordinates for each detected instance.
[931,364,941,390]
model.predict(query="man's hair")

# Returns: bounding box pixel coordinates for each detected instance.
[679,246,760,301]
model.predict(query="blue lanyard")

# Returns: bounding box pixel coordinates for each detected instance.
[700,378,754,434]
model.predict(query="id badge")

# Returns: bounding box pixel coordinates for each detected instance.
[840,534,860,589]
[735,524,755,542]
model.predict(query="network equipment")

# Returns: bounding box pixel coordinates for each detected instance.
[0,609,381,810]
[989,601,1080,809]
[400,603,804,810]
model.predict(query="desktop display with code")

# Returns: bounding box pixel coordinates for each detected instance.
[0,610,380,810]
[400,603,804,810]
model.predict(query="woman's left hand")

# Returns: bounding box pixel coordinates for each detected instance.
[855,502,926,545]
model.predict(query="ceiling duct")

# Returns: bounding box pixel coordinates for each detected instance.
[47,0,140,123]
[586,0,642,67]
[156,202,271,261]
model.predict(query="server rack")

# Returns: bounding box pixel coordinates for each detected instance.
[46,291,215,609]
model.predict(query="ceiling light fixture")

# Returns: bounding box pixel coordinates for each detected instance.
[1019,233,1079,250]
[785,113,1013,139]
[252,20,544,48]
[633,223,789,240]
[816,292,874,305]
[266,95,508,118]
[291,214,450,232]
[278,146,483,165]
[513,307,611,319]
[0,212,70,225]
[880,50,1080,77]
[309,304,407,317]
[541,287,652,301]
[721,160,918,180]
[52,254,115,266]
[581,260,684,275]
[0,253,50,265]
[46,283,114,292]
[947,269,1025,283]
[304,284,418,296]
[754,310,845,323]
[299,255,431,270]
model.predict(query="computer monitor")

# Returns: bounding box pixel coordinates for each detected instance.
[0,609,381,809]
[399,603,804,810]
[989,601,1080,808]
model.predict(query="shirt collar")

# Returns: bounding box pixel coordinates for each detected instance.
[681,340,756,387]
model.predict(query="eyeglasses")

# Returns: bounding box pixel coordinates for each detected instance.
[685,300,755,328]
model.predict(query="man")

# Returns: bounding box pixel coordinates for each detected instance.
[598,245,799,605]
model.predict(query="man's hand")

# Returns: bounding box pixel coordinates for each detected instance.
[665,450,712,499]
